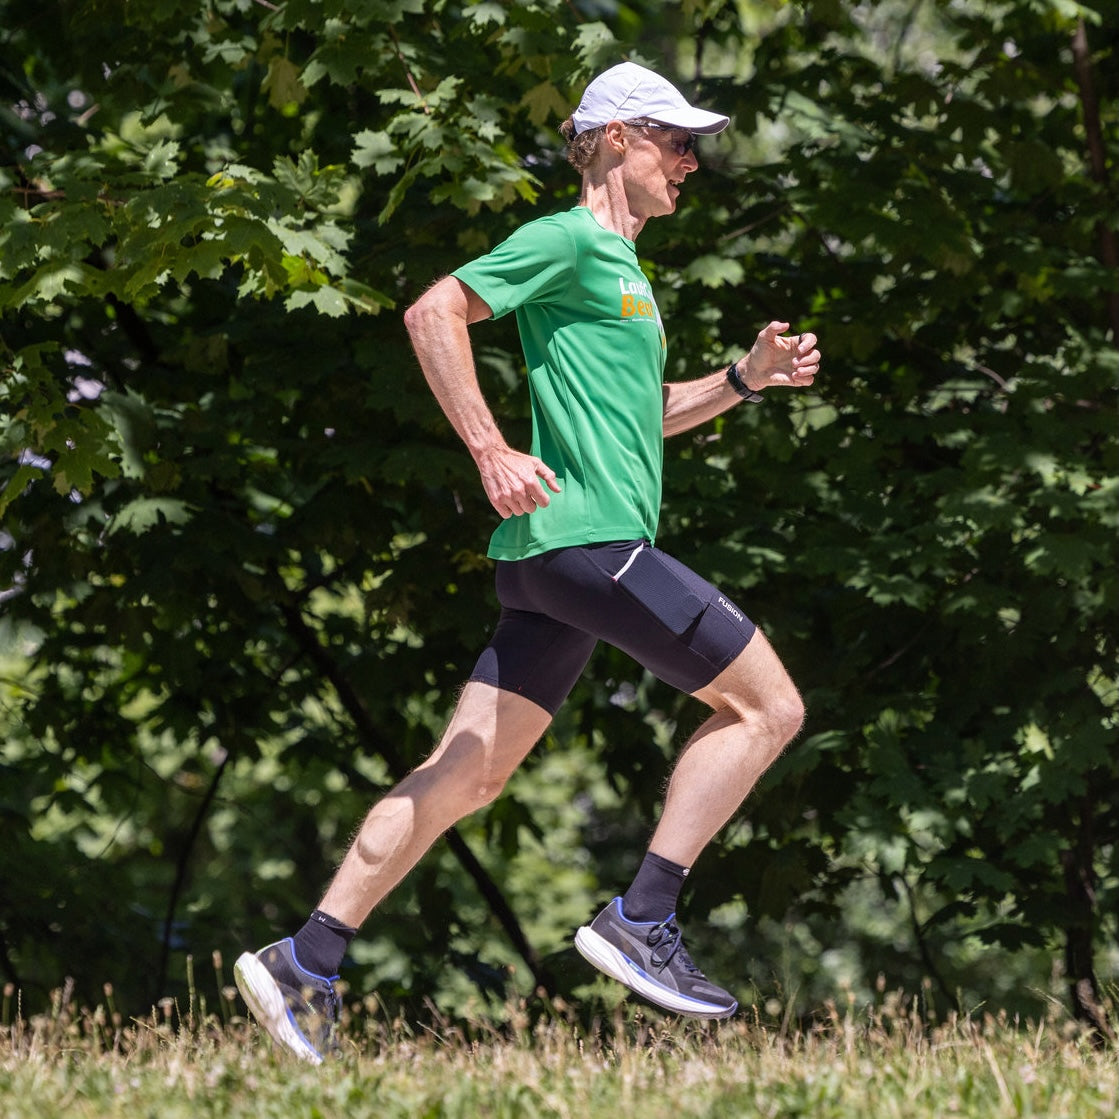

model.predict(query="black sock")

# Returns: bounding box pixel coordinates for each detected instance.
[290,909,357,977]
[620,852,690,923]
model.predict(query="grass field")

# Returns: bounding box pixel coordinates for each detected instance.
[2,977,1116,1119]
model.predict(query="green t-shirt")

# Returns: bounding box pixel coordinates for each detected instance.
[453,206,667,561]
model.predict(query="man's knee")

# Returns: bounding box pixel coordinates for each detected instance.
[460,756,513,813]
[731,686,803,772]
[695,633,805,748]
[429,682,552,814]
[421,736,516,817]
[766,683,806,747]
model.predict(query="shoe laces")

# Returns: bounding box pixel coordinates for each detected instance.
[294,975,339,1026]
[320,982,341,1024]
[645,918,701,974]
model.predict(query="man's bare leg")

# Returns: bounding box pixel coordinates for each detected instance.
[320,681,552,928]
[235,681,550,1060]
[649,628,804,867]
[573,629,803,1018]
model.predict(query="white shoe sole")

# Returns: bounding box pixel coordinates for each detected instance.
[574,925,737,1019]
[233,951,324,1064]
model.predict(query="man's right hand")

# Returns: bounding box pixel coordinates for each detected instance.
[475,444,561,519]
[405,276,561,519]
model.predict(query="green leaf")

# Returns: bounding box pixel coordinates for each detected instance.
[352,129,404,174]
[0,464,45,518]
[285,286,349,316]
[263,56,309,111]
[683,255,746,288]
[108,497,194,535]
[465,2,506,28]
[521,81,569,127]
[143,140,180,181]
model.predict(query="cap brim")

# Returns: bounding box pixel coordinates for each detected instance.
[643,107,730,134]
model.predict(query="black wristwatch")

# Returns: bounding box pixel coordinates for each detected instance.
[726,360,764,403]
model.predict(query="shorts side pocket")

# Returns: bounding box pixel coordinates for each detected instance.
[613,547,706,636]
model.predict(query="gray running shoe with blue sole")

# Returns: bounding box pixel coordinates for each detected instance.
[234,938,339,1063]
[575,897,737,1019]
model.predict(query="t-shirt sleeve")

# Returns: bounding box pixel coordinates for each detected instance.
[452,215,577,320]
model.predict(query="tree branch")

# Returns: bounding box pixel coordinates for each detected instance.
[386,27,430,114]
[895,873,957,1016]
[155,750,230,1001]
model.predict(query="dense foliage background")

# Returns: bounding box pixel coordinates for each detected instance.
[2,0,1115,1036]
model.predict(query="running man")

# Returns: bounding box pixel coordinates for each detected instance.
[235,60,820,1063]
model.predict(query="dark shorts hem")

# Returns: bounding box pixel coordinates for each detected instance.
[465,670,565,716]
[468,541,755,715]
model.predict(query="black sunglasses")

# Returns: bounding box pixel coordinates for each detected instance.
[627,119,698,157]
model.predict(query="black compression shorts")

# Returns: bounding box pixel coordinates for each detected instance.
[469,540,756,715]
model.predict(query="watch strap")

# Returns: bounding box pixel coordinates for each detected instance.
[726,360,764,403]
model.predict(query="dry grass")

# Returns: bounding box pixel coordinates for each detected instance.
[2,970,1116,1118]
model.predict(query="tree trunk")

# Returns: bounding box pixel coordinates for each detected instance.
[1060,798,1115,1045]
[1070,17,1119,343]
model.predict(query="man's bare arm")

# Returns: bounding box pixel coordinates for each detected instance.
[403,276,560,518]
[663,323,820,438]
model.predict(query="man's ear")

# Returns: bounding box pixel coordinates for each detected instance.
[602,119,628,155]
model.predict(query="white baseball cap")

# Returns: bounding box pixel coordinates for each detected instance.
[571,61,729,136]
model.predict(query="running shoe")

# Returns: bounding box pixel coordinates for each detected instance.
[574,897,738,1019]
[234,938,340,1063]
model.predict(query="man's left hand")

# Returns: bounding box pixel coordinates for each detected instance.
[742,322,820,390]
